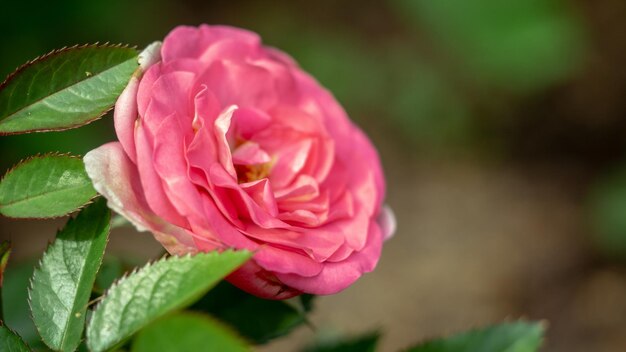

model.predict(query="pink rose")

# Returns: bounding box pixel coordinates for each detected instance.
[84,25,395,299]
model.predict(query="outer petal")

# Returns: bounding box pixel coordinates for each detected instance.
[113,42,163,164]
[253,245,323,277]
[152,113,207,223]
[113,76,139,163]
[275,220,383,295]
[135,121,189,229]
[162,25,260,62]
[378,205,397,241]
[226,260,301,300]
[83,142,198,255]
[139,41,162,71]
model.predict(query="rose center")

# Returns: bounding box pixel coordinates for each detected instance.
[235,162,272,184]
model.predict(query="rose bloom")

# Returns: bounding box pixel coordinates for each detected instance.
[85,25,395,299]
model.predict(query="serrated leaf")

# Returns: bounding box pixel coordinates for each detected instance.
[406,321,546,352]
[302,332,380,352]
[0,325,31,352]
[191,281,306,344]
[86,250,251,352]
[29,198,110,352]
[131,312,250,352]
[0,44,138,134]
[0,154,97,218]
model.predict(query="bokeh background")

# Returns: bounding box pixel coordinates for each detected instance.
[2,0,626,351]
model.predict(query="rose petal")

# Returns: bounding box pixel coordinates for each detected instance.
[134,120,189,228]
[138,68,196,127]
[162,25,260,62]
[83,143,198,255]
[226,260,301,300]
[378,205,397,241]
[213,105,238,178]
[274,175,319,201]
[199,60,277,110]
[231,107,272,139]
[239,178,278,217]
[209,164,287,229]
[113,76,139,163]
[139,41,162,71]
[232,141,271,165]
[152,113,206,222]
[242,224,342,262]
[276,220,383,295]
[254,245,323,277]
[277,209,321,226]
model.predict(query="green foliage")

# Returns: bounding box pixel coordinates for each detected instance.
[0,45,138,134]
[302,332,380,352]
[0,116,116,173]
[192,281,307,344]
[2,261,41,348]
[0,241,11,324]
[94,256,125,294]
[589,166,626,258]
[86,251,251,352]
[0,241,10,288]
[394,0,585,92]
[406,321,545,352]
[385,49,474,148]
[0,154,96,218]
[290,31,387,112]
[131,312,250,352]
[0,325,31,352]
[264,24,476,151]
[29,198,110,352]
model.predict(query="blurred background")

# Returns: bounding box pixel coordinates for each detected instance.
[2,0,626,351]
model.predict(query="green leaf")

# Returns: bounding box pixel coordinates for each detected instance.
[131,312,250,352]
[29,198,110,352]
[302,332,380,352]
[0,44,138,134]
[0,325,31,352]
[405,321,546,352]
[192,281,306,344]
[0,153,97,218]
[86,251,251,352]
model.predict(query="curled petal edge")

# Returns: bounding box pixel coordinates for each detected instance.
[84,142,198,255]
